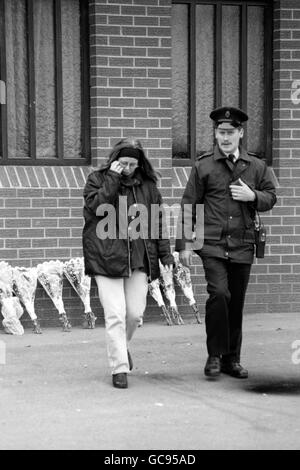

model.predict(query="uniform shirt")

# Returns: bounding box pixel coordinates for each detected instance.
[224,149,239,163]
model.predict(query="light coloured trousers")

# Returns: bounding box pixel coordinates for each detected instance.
[95,270,148,375]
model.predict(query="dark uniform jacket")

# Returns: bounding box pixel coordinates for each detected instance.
[83,167,174,280]
[175,146,277,263]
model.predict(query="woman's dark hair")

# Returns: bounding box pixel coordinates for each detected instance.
[102,137,159,183]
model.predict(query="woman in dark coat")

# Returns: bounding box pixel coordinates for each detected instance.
[83,137,174,389]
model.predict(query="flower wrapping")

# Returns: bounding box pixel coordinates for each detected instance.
[37,261,66,315]
[159,261,184,325]
[0,278,24,336]
[173,252,202,324]
[12,267,38,321]
[63,258,91,313]
[0,261,13,294]
[148,278,173,326]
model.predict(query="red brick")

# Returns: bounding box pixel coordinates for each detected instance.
[0,229,18,238]
[32,198,57,208]
[5,219,31,228]
[59,238,82,247]
[18,229,44,238]
[44,208,70,218]
[59,218,83,228]
[45,249,71,258]
[19,249,45,259]
[137,37,160,47]
[58,198,83,208]
[32,239,58,248]
[134,17,158,26]
[93,4,119,15]
[269,265,292,273]
[0,249,18,259]
[46,229,71,237]
[121,5,146,15]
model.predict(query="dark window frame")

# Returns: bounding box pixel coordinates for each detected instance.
[172,0,273,166]
[0,0,90,166]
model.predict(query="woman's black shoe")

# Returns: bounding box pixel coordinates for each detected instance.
[112,373,128,389]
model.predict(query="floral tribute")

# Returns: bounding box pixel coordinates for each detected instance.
[12,267,42,333]
[159,261,184,325]
[0,251,201,332]
[173,252,202,324]
[63,257,97,329]
[37,260,71,332]
[148,278,173,326]
[0,261,24,335]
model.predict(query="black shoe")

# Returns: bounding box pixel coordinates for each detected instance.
[204,356,221,377]
[127,350,133,371]
[112,373,128,389]
[221,362,248,379]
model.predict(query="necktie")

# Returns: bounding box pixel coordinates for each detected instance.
[228,153,235,164]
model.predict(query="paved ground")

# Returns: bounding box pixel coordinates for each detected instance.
[0,312,300,450]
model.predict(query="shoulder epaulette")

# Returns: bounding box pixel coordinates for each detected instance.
[247,151,261,159]
[196,151,213,160]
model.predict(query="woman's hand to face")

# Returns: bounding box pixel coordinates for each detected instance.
[110,160,124,175]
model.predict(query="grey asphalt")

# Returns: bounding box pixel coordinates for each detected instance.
[0,312,300,450]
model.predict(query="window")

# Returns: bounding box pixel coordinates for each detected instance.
[172,0,273,165]
[0,0,90,165]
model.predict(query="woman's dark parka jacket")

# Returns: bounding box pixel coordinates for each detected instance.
[83,167,174,280]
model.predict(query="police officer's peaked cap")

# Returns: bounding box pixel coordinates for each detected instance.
[210,106,248,127]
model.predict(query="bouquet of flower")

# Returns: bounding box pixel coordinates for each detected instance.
[37,260,71,331]
[0,290,24,335]
[159,261,184,325]
[173,252,202,324]
[0,261,13,291]
[0,262,24,335]
[148,278,173,326]
[12,267,42,333]
[63,257,96,329]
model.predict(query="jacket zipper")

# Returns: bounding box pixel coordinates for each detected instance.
[132,186,152,281]
[125,192,132,276]
[127,236,132,276]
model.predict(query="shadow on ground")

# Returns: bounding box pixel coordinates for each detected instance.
[245,376,300,395]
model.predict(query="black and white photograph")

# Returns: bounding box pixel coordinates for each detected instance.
[0,0,299,452]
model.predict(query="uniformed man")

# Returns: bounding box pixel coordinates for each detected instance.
[176,106,277,379]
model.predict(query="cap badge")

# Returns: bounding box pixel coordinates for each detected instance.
[225,110,230,118]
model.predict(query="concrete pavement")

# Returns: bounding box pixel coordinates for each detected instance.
[0,312,300,450]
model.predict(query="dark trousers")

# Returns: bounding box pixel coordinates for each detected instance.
[200,256,252,362]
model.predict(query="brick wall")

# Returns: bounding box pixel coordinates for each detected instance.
[271,0,300,314]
